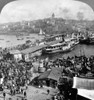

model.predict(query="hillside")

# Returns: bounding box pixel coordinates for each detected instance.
[0,18,94,35]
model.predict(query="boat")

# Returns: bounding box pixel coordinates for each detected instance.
[39,28,45,35]
[26,36,31,39]
[65,36,79,45]
[79,32,94,45]
[79,36,89,44]
[6,41,10,42]
[42,41,75,54]
[0,39,4,40]
[26,37,35,39]
[79,36,94,45]
[17,38,24,40]
[87,36,94,44]
[70,38,79,45]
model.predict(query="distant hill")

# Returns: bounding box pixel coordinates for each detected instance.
[0,18,94,35]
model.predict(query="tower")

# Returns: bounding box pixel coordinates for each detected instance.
[51,13,55,25]
[52,13,55,19]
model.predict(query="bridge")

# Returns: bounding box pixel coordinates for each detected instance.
[20,40,62,54]
[21,45,47,54]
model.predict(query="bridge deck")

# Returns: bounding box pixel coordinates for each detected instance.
[21,40,62,54]
[21,45,47,54]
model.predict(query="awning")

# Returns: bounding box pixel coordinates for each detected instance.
[78,89,94,100]
[73,76,94,90]
[73,76,94,99]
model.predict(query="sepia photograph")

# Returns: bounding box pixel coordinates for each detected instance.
[0,0,94,100]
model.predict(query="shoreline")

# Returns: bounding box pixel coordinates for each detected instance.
[0,32,38,36]
[0,34,45,49]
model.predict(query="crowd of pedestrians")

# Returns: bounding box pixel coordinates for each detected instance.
[45,55,94,77]
[42,55,94,100]
[0,58,33,100]
[0,54,94,100]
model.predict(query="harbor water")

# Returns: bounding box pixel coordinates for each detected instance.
[0,34,44,48]
[41,44,94,60]
[0,34,94,60]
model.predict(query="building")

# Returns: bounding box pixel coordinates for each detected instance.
[9,50,22,61]
[21,45,47,61]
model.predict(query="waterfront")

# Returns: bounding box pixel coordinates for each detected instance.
[0,34,94,59]
[0,0,94,99]
[41,44,94,60]
[0,34,94,100]
[0,34,44,48]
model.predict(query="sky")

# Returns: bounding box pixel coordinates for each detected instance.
[0,0,94,23]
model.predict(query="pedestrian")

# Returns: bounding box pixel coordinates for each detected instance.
[24,91,27,98]
[9,98,12,100]
[21,88,23,94]
[25,84,28,90]
[21,98,24,100]
[16,98,19,100]
[51,96,55,100]
[3,92,6,100]
[10,89,12,95]
[47,89,50,95]
[13,89,16,95]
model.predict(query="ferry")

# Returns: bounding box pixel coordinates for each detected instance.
[42,41,75,54]
[64,36,79,45]
[69,38,79,45]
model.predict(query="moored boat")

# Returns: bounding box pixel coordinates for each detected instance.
[42,41,75,54]
[70,38,79,45]
[79,36,89,44]
[79,37,94,45]
[17,38,24,40]
[88,37,94,44]
[0,39,4,40]
[6,41,10,42]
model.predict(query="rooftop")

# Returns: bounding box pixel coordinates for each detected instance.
[9,50,21,54]
[21,40,62,54]
[21,45,47,54]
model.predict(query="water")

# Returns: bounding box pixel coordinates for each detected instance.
[0,34,44,48]
[41,44,94,60]
[0,34,94,59]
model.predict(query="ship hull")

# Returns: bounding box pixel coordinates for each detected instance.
[42,46,74,54]
[42,38,78,54]
[79,38,94,45]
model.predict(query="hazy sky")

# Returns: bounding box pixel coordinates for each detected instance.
[0,0,94,23]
